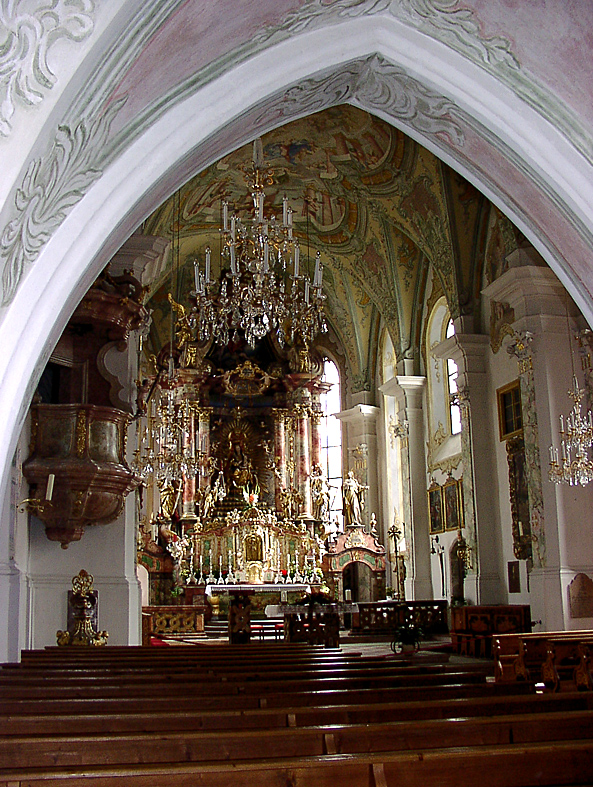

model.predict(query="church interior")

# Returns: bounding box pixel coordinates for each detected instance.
[1,1,593,783]
[16,104,593,644]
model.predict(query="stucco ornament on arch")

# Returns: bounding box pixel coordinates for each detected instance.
[0,0,95,137]
[274,55,465,147]
[0,52,466,306]
[255,0,518,74]
[0,98,124,304]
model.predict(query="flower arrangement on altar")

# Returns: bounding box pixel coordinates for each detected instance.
[300,586,334,606]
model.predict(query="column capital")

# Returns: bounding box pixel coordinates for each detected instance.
[432,333,489,374]
[109,232,169,283]
[379,375,426,397]
[334,404,380,425]
[482,265,568,321]
[379,375,426,410]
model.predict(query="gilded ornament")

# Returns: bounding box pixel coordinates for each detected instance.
[76,410,87,458]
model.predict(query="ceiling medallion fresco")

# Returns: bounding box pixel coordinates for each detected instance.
[143,105,498,382]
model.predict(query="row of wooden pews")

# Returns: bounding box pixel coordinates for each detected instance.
[494,629,593,691]
[1,642,593,785]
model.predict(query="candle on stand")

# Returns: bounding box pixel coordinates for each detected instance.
[345,589,352,602]
[45,473,55,502]
[205,247,211,282]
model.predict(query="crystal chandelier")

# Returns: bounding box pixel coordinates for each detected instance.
[192,139,327,349]
[548,375,593,486]
[133,384,202,484]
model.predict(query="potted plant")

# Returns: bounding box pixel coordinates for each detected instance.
[391,622,423,654]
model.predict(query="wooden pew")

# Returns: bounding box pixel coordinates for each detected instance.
[540,636,593,691]
[1,709,593,771]
[451,604,531,658]
[1,644,593,786]
[2,688,592,737]
[0,676,524,717]
[1,740,593,786]
[494,630,593,687]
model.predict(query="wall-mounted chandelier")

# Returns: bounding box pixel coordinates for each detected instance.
[192,139,327,349]
[548,374,593,486]
[549,304,593,486]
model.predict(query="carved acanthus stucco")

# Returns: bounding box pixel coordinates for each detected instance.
[428,421,447,454]
[259,0,591,165]
[430,454,461,477]
[490,299,515,354]
[0,0,95,137]
[507,328,545,567]
[507,329,534,375]
[388,415,408,449]
[0,98,124,305]
[256,0,517,75]
[397,0,518,72]
[273,55,465,148]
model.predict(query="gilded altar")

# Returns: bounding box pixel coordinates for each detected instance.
[135,295,331,604]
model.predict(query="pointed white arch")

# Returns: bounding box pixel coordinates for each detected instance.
[1,12,593,654]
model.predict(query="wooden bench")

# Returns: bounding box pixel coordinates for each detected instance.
[1,739,593,786]
[494,630,593,686]
[2,687,592,738]
[352,600,449,637]
[1,644,593,786]
[451,604,531,658]
[2,709,593,771]
[540,636,593,691]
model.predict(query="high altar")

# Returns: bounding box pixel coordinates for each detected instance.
[135,142,387,620]
[136,319,333,608]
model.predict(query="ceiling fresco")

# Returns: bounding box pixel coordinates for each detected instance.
[141,105,518,393]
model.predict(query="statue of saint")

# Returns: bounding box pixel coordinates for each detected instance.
[342,470,366,527]
[280,486,303,520]
[310,463,330,521]
[158,479,180,520]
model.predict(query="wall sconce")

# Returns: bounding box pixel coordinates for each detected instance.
[19,473,55,517]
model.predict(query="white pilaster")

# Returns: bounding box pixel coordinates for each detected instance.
[485,266,593,630]
[381,376,433,600]
[335,404,380,526]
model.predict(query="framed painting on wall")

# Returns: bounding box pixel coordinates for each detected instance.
[506,436,532,561]
[428,483,444,534]
[444,477,463,531]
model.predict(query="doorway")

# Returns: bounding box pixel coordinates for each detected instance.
[342,561,373,602]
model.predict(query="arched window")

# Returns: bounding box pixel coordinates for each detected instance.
[446,320,461,435]
[318,358,343,529]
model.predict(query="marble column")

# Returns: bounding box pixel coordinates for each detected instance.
[295,403,312,519]
[181,403,196,521]
[272,408,287,511]
[197,409,211,491]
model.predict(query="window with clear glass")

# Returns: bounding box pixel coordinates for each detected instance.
[319,358,343,529]
[446,320,462,435]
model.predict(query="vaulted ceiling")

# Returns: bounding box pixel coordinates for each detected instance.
[142,105,521,392]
